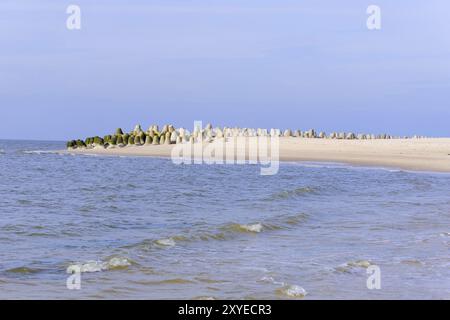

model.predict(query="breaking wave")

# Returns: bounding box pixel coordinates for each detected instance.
[221,223,263,233]
[335,260,373,273]
[262,276,308,298]
[154,238,177,247]
[67,256,134,273]
[126,212,308,251]
[276,285,308,298]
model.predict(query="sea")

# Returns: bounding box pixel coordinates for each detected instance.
[0,140,449,299]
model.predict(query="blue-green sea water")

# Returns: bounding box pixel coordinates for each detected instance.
[0,140,449,299]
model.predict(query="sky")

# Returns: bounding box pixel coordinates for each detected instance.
[0,0,449,140]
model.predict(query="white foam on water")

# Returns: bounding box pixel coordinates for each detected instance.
[336,260,372,273]
[75,260,105,273]
[69,257,132,273]
[260,276,285,286]
[80,153,100,157]
[260,276,275,283]
[155,238,176,247]
[278,285,308,298]
[284,161,350,169]
[23,150,58,155]
[193,296,216,300]
[107,257,132,268]
[348,260,372,268]
[283,160,449,176]
[240,223,263,233]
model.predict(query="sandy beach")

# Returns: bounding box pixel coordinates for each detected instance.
[65,138,450,173]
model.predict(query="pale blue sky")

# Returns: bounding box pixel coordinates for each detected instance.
[1,0,449,140]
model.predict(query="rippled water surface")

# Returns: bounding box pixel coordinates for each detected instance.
[0,140,449,299]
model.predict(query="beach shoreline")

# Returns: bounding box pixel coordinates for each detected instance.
[63,137,450,173]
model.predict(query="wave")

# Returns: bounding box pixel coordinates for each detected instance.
[125,212,308,252]
[194,277,228,284]
[400,259,423,266]
[335,260,372,273]
[135,278,195,285]
[221,223,263,233]
[268,187,319,200]
[284,160,450,176]
[276,284,308,298]
[68,256,134,273]
[284,160,402,173]
[154,238,177,247]
[192,296,216,300]
[1,223,62,238]
[22,150,60,155]
[259,276,285,286]
[6,266,43,274]
[263,276,308,298]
